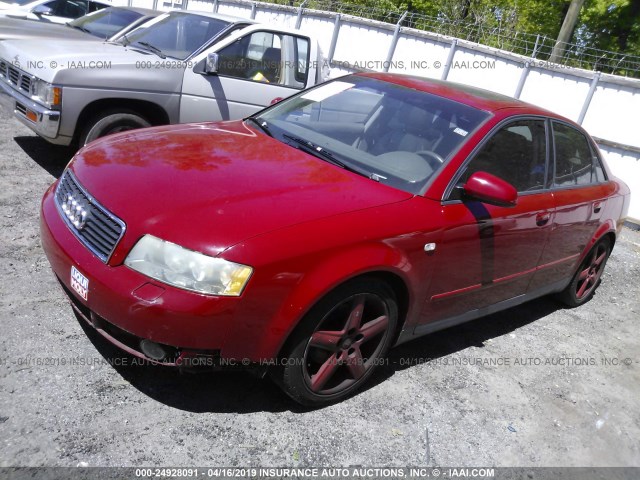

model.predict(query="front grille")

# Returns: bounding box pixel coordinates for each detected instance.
[20,75,31,92]
[0,58,35,95]
[8,66,19,85]
[55,170,125,262]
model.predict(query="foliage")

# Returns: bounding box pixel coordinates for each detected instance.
[301,0,640,58]
[268,0,640,74]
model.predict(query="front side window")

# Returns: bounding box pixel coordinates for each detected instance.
[253,76,489,194]
[456,119,547,194]
[217,31,310,88]
[50,0,88,18]
[552,122,606,186]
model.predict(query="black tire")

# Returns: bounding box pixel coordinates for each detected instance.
[274,278,398,406]
[558,237,612,307]
[80,111,151,146]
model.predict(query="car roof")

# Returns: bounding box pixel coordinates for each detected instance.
[14,0,111,6]
[166,8,255,24]
[357,72,556,116]
[108,6,160,16]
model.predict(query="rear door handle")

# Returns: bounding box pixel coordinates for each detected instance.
[593,201,602,213]
[536,212,550,226]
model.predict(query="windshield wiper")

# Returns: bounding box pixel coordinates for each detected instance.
[134,41,166,59]
[245,117,272,137]
[282,134,369,178]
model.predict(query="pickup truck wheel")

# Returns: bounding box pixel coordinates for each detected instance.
[273,278,398,406]
[80,112,151,146]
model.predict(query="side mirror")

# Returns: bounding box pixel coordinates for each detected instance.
[32,4,53,15]
[205,52,219,75]
[463,171,517,207]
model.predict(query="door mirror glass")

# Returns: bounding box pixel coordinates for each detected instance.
[205,52,219,74]
[33,4,53,15]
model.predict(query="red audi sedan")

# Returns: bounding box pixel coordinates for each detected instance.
[40,73,630,405]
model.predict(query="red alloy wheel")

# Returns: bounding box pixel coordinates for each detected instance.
[559,237,611,307]
[575,242,609,300]
[276,279,398,405]
[302,292,391,396]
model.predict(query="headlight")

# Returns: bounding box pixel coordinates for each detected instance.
[125,235,253,296]
[33,78,62,109]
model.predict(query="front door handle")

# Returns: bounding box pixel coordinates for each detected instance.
[593,201,602,213]
[536,212,550,226]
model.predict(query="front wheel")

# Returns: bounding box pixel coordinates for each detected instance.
[275,278,398,406]
[558,237,611,307]
[80,111,151,146]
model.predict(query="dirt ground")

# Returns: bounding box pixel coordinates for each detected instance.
[0,98,639,469]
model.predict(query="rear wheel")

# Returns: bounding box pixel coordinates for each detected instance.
[558,237,611,307]
[275,278,398,406]
[80,111,151,146]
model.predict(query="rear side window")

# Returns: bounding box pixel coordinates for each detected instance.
[552,122,605,187]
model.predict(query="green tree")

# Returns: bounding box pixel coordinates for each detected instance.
[580,0,640,54]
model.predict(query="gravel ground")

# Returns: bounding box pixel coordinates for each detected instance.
[0,99,639,469]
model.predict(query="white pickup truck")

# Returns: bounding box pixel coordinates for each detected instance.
[0,10,328,145]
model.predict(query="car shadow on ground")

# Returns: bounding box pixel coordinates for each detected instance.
[75,295,565,414]
[75,314,296,414]
[14,135,75,178]
[380,295,563,379]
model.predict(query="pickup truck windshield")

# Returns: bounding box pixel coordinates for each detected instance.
[255,75,490,195]
[122,12,231,60]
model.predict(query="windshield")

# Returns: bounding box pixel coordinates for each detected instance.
[255,76,490,195]
[69,8,144,39]
[121,12,231,60]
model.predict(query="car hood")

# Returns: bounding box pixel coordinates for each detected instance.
[0,17,95,41]
[0,39,183,86]
[68,121,412,261]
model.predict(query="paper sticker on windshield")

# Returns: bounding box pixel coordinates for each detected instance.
[301,81,354,102]
[454,127,468,137]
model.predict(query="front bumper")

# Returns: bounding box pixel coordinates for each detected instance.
[40,182,247,366]
[0,77,69,145]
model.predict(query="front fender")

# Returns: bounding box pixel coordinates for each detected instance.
[222,240,428,362]
[218,196,441,361]
[267,242,414,358]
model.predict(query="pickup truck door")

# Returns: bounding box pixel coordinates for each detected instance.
[180,25,317,123]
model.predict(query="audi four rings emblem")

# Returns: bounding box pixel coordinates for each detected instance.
[61,193,89,230]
